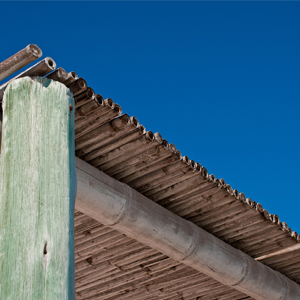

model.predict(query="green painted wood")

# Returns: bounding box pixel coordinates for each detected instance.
[0,77,76,299]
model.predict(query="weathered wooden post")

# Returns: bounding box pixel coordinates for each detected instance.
[0,77,76,299]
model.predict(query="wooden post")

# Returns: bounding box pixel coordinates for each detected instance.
[0,77,76,299]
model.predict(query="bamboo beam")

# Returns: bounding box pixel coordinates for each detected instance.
[0,44,42,81]
[0,77,76,299]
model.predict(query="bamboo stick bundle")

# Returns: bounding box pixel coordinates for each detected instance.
[144,168,206,200]
[120,151,184,185]
[75,239,141,267]
[74,88,96,110]
[76,258,186,299]
[74,89,98,113]
[104,139,171,178]
[62,71,78,86]
[229,227,292,252]
[75,97,114,126]
[76,267,153,299]
[75,218,101,234]
[0,44,42,82]
[76,230,123,254]
[75,235,132,263]
[88,132,155,169]
[187,194,254,227]
[74,214,96,228]
[0,57,56,100]
[206,212,273,239]
[76,247,158,285]
[75,225,108,245]
[76,116,139,158]
[167,194,214,221]
[199,207,265,237]
[117,151,182,183]
[75,261,119,288]
[75,102,122,139]
[246,235,297,259]
[163,183,222,216]
[67,77,87,97]
[127,158,190,191]
[258,251,300,268]
[182,188,238,220]
[155,276,218,299]
[75,240,143,267]
[127,254,172,273]
[129,156,193,193]
[155,179,216,208]
[216,218,282,244]
[191,198,252,227]
[46,67,68,82]
[240,226,294,251]
[75,234,130,262]
[75,114,131,152]
[79,124,145,162]
[96,133,164,173]
[119,267,198,298]
[75,226,114,246]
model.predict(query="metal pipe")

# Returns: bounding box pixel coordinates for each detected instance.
[0,44,42,82]
[0,57,56,100]
[75,158,300,300]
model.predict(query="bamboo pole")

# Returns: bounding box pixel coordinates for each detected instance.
[0,44,42,81]
[46,67,68,82]
[75,114,131,151]
[0,57,56,100]
[63,71,78,86]
[67,77,87,97]
[78,122,143,161]
[0,77,76,299]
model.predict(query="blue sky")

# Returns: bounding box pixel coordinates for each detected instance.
[1,1,300,232]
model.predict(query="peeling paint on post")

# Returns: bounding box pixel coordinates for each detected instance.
[0,77,76,299]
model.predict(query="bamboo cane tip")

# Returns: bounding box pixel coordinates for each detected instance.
[256,203,263,213]
[238,192,246,203]
[233,189,239,199]
[208,174,215,182]
[201,167,208,179]
[130,116,139,127]
[195,162,201,171]
[45,57,56,70]
[154,132,163,144]
[219,178,226,188]
[114,103,122,115]
[27,44,42,58]
[162,139,169,149]
[226,184,233,195]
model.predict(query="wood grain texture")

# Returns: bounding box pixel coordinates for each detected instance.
[0,77,76,299]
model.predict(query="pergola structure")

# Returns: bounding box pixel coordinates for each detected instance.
[0,45,300,300]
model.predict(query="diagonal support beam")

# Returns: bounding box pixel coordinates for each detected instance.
[0,77,77,299]
[75,157,300,300]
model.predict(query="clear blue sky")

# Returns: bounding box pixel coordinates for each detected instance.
[1,2,300,232]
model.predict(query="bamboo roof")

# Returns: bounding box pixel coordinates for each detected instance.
[0,47,299,299]
[72,89,300,299]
